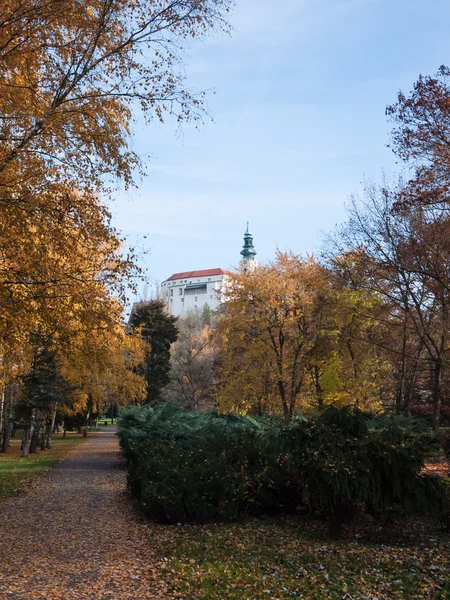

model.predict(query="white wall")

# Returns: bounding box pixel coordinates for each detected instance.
[161,273,228,317]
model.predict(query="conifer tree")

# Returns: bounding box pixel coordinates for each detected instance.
[129,300,178,404]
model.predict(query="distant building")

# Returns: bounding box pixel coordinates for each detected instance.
[161,268,228,317]
[240,222,258,272]
[161,225,258,317]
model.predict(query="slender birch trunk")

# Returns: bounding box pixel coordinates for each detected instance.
[29,412,43,454]
[46,402,58,449]
[1,388,14,454]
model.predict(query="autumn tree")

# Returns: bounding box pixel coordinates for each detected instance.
[164,311,218,411]
[386,65,450,209]
[0,0,231,447]
[332,180,450,430]
[218,253,334,421]
[0,0,232,348]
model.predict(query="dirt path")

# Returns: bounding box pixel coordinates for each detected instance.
[0,428,170,599]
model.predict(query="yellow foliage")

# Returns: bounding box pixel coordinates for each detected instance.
[217,252,394,419]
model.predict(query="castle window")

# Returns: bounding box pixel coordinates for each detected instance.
[179,288,183,295]
[185,284,207,296]
[170,289,173,297]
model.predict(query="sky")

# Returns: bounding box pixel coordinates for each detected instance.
[110,0,450,298]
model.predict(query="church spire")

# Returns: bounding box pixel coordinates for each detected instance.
[240,223,257,271]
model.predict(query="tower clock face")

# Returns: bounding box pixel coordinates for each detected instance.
[242,259,248,265]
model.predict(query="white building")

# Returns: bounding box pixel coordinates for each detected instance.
[161,225,258,317]
[161,268,229,317]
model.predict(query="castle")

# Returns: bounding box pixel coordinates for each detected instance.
[161,224,257,317]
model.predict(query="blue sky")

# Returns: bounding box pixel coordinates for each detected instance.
[111,0,450,297]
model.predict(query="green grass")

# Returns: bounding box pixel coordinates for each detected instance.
[153,517,450,599]
[0,433,88,500]
[98,417,116,425]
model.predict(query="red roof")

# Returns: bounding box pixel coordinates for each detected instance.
[167,268,225,281]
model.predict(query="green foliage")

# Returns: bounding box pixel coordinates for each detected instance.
[18,347,74,420]
[296,407,446,537]
[118,405,448,536]
[128,300,178,404]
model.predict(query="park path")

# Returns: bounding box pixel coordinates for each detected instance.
[0,428,170,600]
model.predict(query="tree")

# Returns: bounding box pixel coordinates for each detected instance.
[0,0,232,433]
[332,180,450,430]
[0,0,231,190]
[386,65,450,210]
[19,346,74,456]
[164,312,218,411]
[129,300,178,403]
[218,253,333,421]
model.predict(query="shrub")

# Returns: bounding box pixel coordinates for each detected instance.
[118,404,448,537]
[298,407,446,538]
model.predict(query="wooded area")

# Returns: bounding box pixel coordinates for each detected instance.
[1,2,450,598]
[0,0,231,455]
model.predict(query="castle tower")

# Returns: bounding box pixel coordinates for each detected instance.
[240,223,258,272]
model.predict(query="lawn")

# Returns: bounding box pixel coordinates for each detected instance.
[153,516,450,599]
[98,417,117,425]
[0,433,88,500]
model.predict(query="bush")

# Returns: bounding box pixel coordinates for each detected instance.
[118,404,448,537]
[297,407,447,538]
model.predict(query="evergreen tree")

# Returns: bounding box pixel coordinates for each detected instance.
[19,347,74,455]
[129,300,178,404]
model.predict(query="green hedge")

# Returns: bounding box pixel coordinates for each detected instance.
[118,404,448,537]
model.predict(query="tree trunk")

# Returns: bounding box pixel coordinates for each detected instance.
[432,360,442,433]
[1,384,14,453]
[46,402,58,449]
[29,412,41,454]
[22,424,32,457]
[397,310,409,414]
[0,386,4,445]
[40,434,45,450]
[1,420,13,453]
[314,366,324,410]
[279,380,289,422]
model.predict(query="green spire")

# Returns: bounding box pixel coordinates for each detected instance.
[240,223,257,261]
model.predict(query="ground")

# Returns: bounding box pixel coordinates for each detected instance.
[155,517,450,599]
[0,428,169,599]
[0,428,449,599]
[0,432,87,500]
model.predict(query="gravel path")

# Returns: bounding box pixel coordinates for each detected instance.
[0,428,169,599]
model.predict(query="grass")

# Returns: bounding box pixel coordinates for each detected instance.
[98,417,117,425]
[0,433,88,500]
[153,516,450,599]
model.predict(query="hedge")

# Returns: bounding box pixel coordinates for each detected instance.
[118,404,448,538]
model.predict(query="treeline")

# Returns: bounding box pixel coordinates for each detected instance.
[142,68,450,432]
[0,1,231,455]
